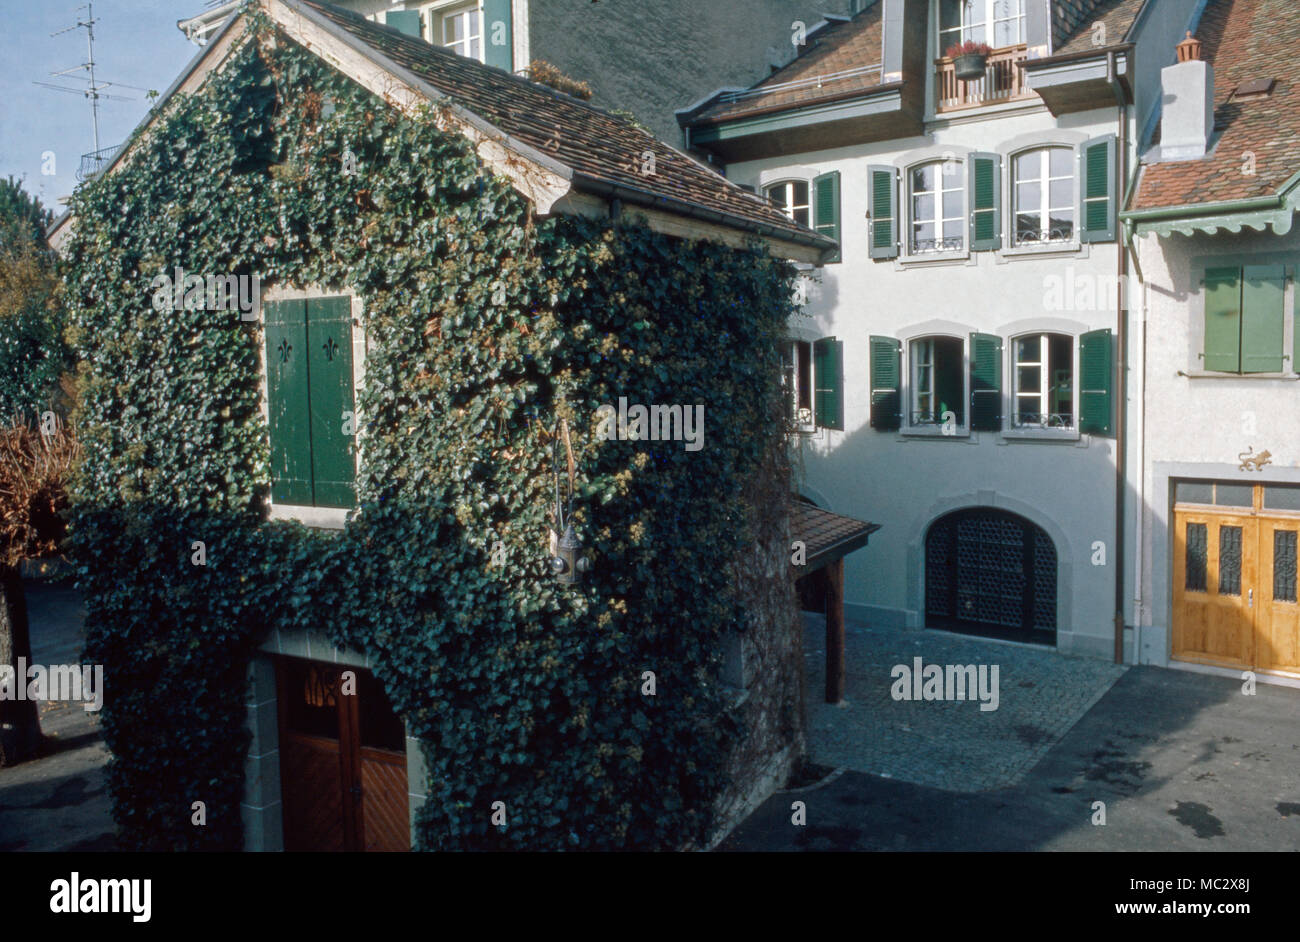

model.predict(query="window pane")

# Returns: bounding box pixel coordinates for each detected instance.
[993,19,1017,46]
[1177,481,1214,504]
[469,37,481,58]
[942,218,964,242]
[940,0,962,31]
[1049,147,1074,177]
[1219,525,1243,595]
[1186,523,1208,591]
[1265,485,1300,511]
[912,165,935,192]
[942,190,963,219]
[1015,335,1039,362]
[1048,212,1074,241]
[793,207,810,227]
[1016,181,1041,212]
[1274,530,1297,602]
[792,181,809,206]
[1017,365,1041,392]
[767,184,787,208]
[913,192,935,221]
[1049,178,1074,209]
[1014,214,1039,243]
[1014,151,1041,181]
[1215,484,1253,507]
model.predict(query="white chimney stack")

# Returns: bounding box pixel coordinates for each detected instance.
[1159,32,1214,160]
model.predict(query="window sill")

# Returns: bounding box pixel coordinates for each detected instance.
[999,242,1083,260]
[900,426,971,439]
[1180,370,1300,380]
[269,504,349,529]
[898,250,970,268]
[1000,427,1081,443]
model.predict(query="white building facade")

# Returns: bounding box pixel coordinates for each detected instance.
[684,0,1202,661]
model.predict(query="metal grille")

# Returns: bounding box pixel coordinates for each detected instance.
[925,509,1057,634]
[926,519,954,617]
[1032,530,1057,630]
[1274,530,1297,603]
[1185,523,1207,592]
[1218,525,1242,596]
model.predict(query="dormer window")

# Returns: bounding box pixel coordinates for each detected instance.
[764,180,811,227]
[440,3,483,59]
[940,0,1025,49]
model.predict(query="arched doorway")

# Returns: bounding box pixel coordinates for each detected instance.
[925,508,1057,644]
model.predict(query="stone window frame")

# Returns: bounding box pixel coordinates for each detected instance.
[257,284,366,530]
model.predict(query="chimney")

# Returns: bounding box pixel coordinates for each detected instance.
[1159,32,1214,160]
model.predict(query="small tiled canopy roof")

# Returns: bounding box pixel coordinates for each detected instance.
[1053,0,1147,56]
[690,9,886,126]
[791,500,880,571]
[1132,0,1300,210]
[296,0,828,250]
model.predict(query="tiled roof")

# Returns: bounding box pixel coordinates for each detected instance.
[791,500,879,569]
[294,0,829,249]
[1131,0,1300,210]
[1053,0,1147,56]
[690,7,886,126]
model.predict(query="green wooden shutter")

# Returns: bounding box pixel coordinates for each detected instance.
[813,171,842,263]
[385,9,423,38]
[969,333,1002,431]
[869,336,901,430]
[1202,267,1242,372]
[1079,328,1113,435]
[968,153,1002,251]
[868,166,898,259]
[264,299,313,505]
[306,297,356,508]
[813,337,844,430]
[1241,264,1286,373]
[1080,135,1116,243]
[483,0,514,70]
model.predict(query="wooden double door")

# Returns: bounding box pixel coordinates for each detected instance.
[277,657,410,852]
[1172,484,1300,675]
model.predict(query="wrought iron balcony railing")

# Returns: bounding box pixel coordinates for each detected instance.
[77,144,122,182]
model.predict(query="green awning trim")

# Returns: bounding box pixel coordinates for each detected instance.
[1122,171,1300,241]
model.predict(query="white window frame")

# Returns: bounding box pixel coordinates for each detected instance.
[416,0,484,61]
[907,159,966,258]
[1004,330,1080,440]
[902,331,969,437]
[1011,146,1077,248]
[939,0,1027,50]
[258,286,366,529]
[765,179,812,228]
[782,338,816,432]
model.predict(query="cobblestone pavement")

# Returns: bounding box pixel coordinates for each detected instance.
[803,614,1127,792]
[0,580,116,852]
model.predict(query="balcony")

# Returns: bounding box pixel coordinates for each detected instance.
[77,145,122,182]
[936,44,1033,113]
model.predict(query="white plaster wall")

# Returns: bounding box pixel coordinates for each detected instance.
[1131,226,1300,667]
[728,103,1129,658]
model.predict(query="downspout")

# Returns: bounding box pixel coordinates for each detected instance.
[1109,49,1128,664]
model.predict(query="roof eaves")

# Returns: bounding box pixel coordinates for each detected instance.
[570,171,835,253]
[689,80,902,129]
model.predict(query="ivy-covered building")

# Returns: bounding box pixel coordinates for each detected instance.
[51,0,836,851]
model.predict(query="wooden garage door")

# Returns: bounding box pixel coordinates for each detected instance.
[277,658,410,852]
[1172,482,1300,676]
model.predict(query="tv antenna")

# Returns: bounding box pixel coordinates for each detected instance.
[35,3,146,159]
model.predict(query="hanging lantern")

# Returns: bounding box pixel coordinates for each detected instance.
[549,418,591,584]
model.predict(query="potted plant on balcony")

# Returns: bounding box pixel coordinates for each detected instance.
[947,40,993,80]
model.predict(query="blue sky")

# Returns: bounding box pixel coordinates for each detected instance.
[0,1,202,214]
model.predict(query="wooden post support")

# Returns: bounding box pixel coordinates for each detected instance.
[825,559,845,704]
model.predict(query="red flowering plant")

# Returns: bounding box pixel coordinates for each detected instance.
[945,40,993,59]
